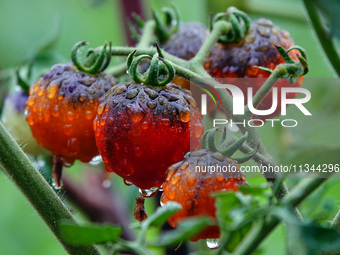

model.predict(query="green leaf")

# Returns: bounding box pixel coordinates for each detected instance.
[287,222,340,255]
[156,217,211,247]
[141,201,182,229]
[273,207,340,254]
[214,192,241,227]
[224,223,252,252]
[214,191,272,252]
[314,0,340,38]
[59,221,122,245]
[238,185,271,197]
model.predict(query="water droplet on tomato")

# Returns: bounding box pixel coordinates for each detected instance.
[127,103,145,123]
[194,123,204,137]
[206,239,220,249]
[171,173,181,185]
[27,97,35,106]
[139,187,159,197]
[187,176,197,186]
[162,118,170,126]
[134,147,143,157]
[180,162,189,170]
[179,108,190,123]
[123,179,133,186]
[89,155,102,165]
[47,82,59,99]
[79,93,87,102]
[141,121,149,130]
[85,110,93,120]
[67,138,79,156]
[37,88,45,97]
[102,179,111,188]
[52,180,62,190]
[52,105,59,117]
[97,103,106,115]
[64,124,73,136]
[67,111,74,121]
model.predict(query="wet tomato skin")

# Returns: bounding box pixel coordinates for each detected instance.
[94,81,204,189]
[161,149,247,241]
[205,18,304,120]
[25,64,117,165]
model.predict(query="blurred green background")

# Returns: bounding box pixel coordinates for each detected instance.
[0,0,339,254]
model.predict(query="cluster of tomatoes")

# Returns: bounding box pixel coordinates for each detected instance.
[24,7,302,241]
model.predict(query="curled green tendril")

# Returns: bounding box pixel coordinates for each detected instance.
[220,132,248,157]
[275,45,295,64]
[257,45,309,84]
[71,41,112,74]
[152,6,180,43]
[277,46,309,83]
[127,46,175,86]
[227,7,251,32]
[201,128,258,164]
[287,46,309,75]
[206,127,219,152]
[233,143,260,164]
[212,6,251,44]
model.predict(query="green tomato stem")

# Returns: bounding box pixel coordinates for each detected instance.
[138,20,156,48]
[244,70,282,111]
[284,177,330,207]
[190,21,231,67]
[0,121,101,255]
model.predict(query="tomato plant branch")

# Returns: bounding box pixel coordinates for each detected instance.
[105,20,295,203]
[245,71,282,110]
[233,176,330,255]
[284,177,330,207]
[108,44,292,203]
[302,0,340,77]
[190,21,231,67]
[109,46,189,67]
[0,122,101,255]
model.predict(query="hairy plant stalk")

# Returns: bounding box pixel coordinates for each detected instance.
[302,0,340,77]
[190,21,231,66]
[0,122,101,255]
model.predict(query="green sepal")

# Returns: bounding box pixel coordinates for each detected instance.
[71,41,112,74]
[127,46,175,86]
[220,132,248,157]
[232,143,259,164]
